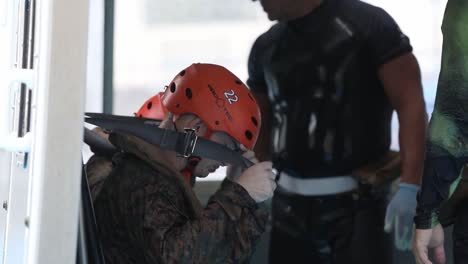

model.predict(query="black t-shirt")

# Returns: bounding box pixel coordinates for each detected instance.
[247,0,412,177]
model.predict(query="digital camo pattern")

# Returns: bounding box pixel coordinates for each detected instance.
[416,0,468,228]
[427,0,468,159]
[87,133,268,264]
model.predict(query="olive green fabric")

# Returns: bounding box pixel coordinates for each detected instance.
[417,0,468,228]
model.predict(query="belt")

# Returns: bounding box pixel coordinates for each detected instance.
[277,171,358,196]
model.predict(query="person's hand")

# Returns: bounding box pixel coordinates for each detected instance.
[235,160,276,202]
[412,224,446,264]
[226,145,259,181]
[239,144,259,164]
[384,183,419,250]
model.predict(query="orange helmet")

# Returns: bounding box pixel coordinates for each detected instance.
[161,63,261,149]
[135,92,168,120]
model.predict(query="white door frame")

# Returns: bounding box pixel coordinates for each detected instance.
[25,0,89,262]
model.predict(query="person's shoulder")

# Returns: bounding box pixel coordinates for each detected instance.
[113,153,180,194]
[128,161,186,210]
[248,23,285,83]
[338,0,397,30]
[252,23,284,51]
[339,0,390,16]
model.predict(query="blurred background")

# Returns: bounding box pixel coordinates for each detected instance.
[109,2,452,262]
[111,0,447,181]
[0,0,452,263]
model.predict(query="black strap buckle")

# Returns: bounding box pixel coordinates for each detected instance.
[182,128,198,158]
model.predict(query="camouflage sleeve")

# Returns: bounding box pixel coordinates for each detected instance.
[85,155,113,201]
[415,0,468,229]
[141,179,268,264]
[208,179,269,261]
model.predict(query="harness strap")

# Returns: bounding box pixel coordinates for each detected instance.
[85,113,253,169]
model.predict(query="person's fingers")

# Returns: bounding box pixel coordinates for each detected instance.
[396,214,413,251]
[248,156,259,164]
[269,172,276,186]
[401,233,412,251]
[412,241,422,264]
[384,204,394,233]
[413,247,422,264]
[244,155,259,165]
[240,144,261,163]
[414,253,422,264]
[242,149,256,158]
[416,255,432,264]
[395,216,406,250]
[242,150,254,157]
[432,245,446,264]
[239,144,248,152]
[261,161,272,170]
[415,248,432,264]
[417,246,432,264]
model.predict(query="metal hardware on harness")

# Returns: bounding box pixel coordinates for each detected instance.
[272,101,288,155]
[84,113,253,168]
[182,128,198,158]
[263,44,288,157]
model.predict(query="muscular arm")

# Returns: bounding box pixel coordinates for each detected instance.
[378,52,427,185]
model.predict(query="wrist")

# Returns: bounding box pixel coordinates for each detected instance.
[414,209,439,229]
[399,176,421,186]
[399,182,420,192]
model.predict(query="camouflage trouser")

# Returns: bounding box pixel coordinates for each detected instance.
[268,186,392,264]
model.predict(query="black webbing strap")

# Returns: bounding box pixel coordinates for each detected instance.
[83,127,117,157]
[84,113,253,168]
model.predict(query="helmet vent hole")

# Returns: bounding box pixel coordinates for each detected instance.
[251,117,258,127]
[180,70,186,76]
[235,79,242,85]
[185,88,193,99]
[147,101,153,110]
[245,130,253,141]
[175,103,180,108]
[215,120,220,125]
[170,82,176,93]
[248,93,254,101]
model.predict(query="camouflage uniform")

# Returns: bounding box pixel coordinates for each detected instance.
[86,132,268,264]
[414,1,468,262]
